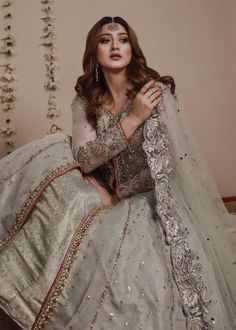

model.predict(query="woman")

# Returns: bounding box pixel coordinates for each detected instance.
[0,16,236,330]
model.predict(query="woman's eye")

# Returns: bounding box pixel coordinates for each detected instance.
[120,38,129,43]
[99,37,129,44]
[100,38,110,43]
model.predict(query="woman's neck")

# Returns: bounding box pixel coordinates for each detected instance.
[102,69,132,105]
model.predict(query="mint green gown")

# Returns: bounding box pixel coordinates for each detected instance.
[0,83,236,329]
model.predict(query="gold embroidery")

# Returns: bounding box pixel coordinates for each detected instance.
[76,122,127,173]
[112,123,148,186]
[90,201,132,329]
[32,204,111,330]
[0,162,81,249]
[156,222,175,330]
[142,86,214,328]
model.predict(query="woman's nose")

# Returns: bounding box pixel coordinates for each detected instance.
[111,39,119,50]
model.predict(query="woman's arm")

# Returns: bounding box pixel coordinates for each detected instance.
[72,96,139,173]
[72,80,163,173]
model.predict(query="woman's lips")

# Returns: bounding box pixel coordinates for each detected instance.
[110,54,121,60]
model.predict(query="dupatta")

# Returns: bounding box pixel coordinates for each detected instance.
[143,82,236,329]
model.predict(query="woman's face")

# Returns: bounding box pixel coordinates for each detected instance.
[96,23,132,73]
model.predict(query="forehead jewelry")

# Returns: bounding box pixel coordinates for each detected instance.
[107,17,119,31]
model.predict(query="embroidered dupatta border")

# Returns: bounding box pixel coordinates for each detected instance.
[142,83,215,329]
[0,161,81,249]
[32,203,111,330]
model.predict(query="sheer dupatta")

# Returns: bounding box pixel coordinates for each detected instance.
[142,82,236,329]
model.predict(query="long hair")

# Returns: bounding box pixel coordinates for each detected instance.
[75,16,175,128]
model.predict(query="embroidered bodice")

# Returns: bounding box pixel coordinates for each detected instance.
[71,95,154,199]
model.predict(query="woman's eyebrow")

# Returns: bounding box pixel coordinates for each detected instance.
[99,32,128,37]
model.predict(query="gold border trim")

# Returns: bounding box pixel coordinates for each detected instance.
[32,203,111,330]
[0,161,81,249]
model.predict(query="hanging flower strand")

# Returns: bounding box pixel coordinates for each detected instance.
[40,0,62,134]
[0,0,17,154]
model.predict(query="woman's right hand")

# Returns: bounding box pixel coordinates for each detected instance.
[129,79,163,126]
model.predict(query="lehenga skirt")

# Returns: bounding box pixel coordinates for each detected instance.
[0,133,236,330]
[0,166,187,329]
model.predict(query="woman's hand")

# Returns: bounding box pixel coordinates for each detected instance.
[129,79,163,126]
[83,175,120,206]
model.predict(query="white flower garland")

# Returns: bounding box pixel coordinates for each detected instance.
[40,0,62,134]
[0,0,17,153]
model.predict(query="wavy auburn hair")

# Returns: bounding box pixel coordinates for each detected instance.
[75,16,175,128]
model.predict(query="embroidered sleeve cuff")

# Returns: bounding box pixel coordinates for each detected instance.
[74,122,129,173]
[118,121,132,145]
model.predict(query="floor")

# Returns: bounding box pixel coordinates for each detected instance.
[224,200,236,215]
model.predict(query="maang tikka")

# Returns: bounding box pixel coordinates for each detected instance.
[107,17,119,31]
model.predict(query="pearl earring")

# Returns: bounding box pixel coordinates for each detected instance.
[95,64,99,82]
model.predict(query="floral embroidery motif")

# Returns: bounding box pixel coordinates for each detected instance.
[142,83,214,329]
[76,122,128,173]
[112,124,148,186]
[116,167,154,199]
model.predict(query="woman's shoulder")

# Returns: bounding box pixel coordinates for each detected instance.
[71,94,89,112]
[71,94,90,122]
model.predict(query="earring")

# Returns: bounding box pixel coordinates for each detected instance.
[95,64,99,82]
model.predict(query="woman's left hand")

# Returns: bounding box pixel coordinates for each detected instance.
[83,175,120,206]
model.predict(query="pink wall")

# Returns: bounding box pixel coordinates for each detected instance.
[0,0,235,196]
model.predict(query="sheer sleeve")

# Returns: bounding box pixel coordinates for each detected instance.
[71,96,129,173]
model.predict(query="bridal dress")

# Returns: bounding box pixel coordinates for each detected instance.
[0,82,236,330]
